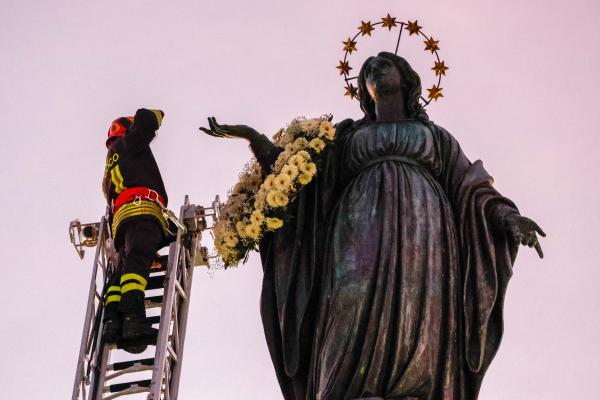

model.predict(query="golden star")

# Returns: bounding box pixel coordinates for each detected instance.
[432,61,449,76]
[345,83,359,99]
[358,21,375,36]
[424,37,440,53]
[343,37,358,54]
[337,60,352,76]
[381,14,397,30]
[406,20,422,35]
[427,85,444,101]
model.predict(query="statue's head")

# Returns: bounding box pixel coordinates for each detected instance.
[358,52,428,121]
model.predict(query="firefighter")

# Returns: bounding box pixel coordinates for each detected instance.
[101,108,171,348]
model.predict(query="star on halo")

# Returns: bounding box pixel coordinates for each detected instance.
[427,85,444,101]
[432,61,449,76]
[406,20,422,35]
[381,14,397,30]
[358,21,375,36]
[424,37,440,53]
[336,60,352,76]
[343,37,358,54]
[344,83,359,99]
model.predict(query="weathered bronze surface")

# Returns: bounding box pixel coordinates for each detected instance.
[200,52,544,400]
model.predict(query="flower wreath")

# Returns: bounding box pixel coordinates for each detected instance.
[213,116,336,267]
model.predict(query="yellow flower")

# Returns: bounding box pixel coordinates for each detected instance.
[265,217,284,231]
[288,154,307,168]
[301,119,320,132]
[254,189,267,210]
[250,210,264,224]
[266,190,280,208]
[244,223,261,240]
[319,121,335,140]
[293,137,309,150]
[296,150,311,161]
[223,231,238,248]
[267,190,289,207]
[263,175,275,190]
[300,162,317,176]
[236,221,247,238]
[298,173,313,185]
[274,173,292,191]
[281,164,299,180]
[309,138,325,153]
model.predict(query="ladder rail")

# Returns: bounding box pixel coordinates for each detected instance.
[149,233,184,397]
[72,210,108,400]
[168,232,200,399]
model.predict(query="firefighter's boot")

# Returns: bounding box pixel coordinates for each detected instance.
[119,290,157,341]
[102,302,122,344]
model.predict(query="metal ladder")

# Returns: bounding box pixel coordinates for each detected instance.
[69,195,219,400]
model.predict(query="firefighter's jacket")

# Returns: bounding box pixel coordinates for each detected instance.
[103,120,169,244]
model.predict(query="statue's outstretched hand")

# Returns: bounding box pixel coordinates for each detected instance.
[199,117,259,141]
[503,214,546,258]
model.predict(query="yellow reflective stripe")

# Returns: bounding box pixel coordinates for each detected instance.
[110,165,127,194]
[150,109,163,127]
[106,295,121,304]
[121,282,146,294]
[120,273,147,288]
[107,286,121,294]
[111,200,168,238]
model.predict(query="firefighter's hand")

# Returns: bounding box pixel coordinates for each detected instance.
[134,108,165,131]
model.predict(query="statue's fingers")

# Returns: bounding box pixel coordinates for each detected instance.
[208,119,228,138]
[534,241,544,258]
[533,222,546,237]
[519,233,528,246]
[199,127,221,137]
[207,117,217,131]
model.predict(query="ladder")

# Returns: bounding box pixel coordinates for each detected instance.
[69,195,219,400]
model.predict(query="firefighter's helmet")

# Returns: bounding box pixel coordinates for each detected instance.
[106,116,134,147]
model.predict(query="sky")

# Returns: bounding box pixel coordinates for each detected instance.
[1,0,599,398]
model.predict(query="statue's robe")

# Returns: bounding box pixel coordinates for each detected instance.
[255,119,519,400]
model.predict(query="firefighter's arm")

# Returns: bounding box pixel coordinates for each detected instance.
[124,108,164,148]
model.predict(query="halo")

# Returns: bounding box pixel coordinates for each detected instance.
[337,14,448,106]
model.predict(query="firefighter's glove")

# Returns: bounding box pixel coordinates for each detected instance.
[134,108,165,131]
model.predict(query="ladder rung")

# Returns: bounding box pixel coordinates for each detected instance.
[110,357,155,372]
[145,295,164,307]
[147,275,165,290]
[107,379,151,393]
[150,255,169,272]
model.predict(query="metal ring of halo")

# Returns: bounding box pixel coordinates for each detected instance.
[337,15,448,106]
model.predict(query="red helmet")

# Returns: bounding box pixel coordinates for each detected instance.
[106,116,134,147]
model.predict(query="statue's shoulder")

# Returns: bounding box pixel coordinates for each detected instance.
[334,118,355,135]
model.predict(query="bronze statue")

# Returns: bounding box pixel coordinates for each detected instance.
[201,52,544,400]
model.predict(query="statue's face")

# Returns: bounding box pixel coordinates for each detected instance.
[364,56,402,101]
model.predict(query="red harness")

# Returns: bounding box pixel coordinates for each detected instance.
[113,187,167,214]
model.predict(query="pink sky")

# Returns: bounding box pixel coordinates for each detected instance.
[1,0,598,398]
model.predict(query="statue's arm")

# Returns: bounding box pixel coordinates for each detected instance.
[248,134,283,172]
[199,116,281,171]
[433,123,545,257]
